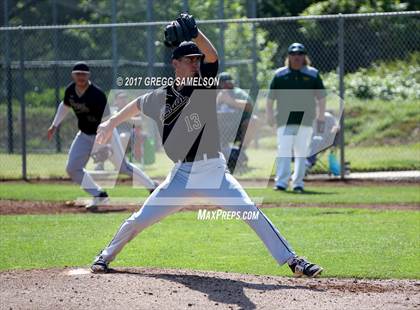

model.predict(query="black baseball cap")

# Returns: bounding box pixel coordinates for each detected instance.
[72,61,90,73]
[172,41,203,60]
[288,43,307,54]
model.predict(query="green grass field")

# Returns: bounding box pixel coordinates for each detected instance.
[0,182,419,205]
[1,181,418,278]
[0,208,419,279]
[1,143,419,179]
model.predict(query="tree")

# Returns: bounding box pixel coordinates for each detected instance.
[299,0,419,71]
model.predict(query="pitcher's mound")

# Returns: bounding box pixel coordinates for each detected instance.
[1,267,418,309]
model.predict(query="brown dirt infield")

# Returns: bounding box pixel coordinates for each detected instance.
[1,267,419,309]
[0,199,419,215]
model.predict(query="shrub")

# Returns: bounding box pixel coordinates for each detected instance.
[323,52,420,101]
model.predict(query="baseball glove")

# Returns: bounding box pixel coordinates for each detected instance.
[91,145,113,163]
[164,13,198,47]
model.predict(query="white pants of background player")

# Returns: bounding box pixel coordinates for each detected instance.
[275,125,313,189]
[67,129,156,196]
[100,153,296,266]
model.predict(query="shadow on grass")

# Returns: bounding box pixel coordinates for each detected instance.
[90,208,132,213]
[293,189,333,195]
[275,189,336,195]
[110,269,325,310]
[312,210,356,216]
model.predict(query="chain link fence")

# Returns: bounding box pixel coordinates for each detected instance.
[1,11,419,180]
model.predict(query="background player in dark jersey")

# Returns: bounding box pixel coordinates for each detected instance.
[47,62,157,211]
[90,14,323,278]
[267,43,327,193]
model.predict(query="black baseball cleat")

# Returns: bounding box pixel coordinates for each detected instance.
[293,187,305,194]
[90,255,109,273]
[288,256,323,278]
[273,185,287,191]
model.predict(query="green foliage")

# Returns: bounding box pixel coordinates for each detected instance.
[259,0,319,17]
[7,0,417,27]
[323,53,420,101]
[343,100,420,146]
[24,87,65,108]
[323,56,420,146]
[298,1,419,72]
[222,23,278,89]
[0,103,77,152]
[302,0,409,15]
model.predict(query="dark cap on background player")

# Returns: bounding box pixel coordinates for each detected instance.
[171,41,203,59]
[218,72,235,89]
[72,61,90,74]
[285,43,311,68]
[218,72,233,82]
[287,43,307,55]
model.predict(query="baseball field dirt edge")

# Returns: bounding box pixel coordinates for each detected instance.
[1,267,419,309]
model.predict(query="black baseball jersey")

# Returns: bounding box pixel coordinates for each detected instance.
[63,82,109,135]
[268,66,326,127]
[137,60,220,162]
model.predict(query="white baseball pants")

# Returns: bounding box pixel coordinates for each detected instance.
[100,153,296,265]
[275,125,313,189]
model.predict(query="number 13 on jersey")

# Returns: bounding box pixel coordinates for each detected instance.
[185,113,202,132]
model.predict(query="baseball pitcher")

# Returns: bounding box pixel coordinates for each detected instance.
[90,14,323,278]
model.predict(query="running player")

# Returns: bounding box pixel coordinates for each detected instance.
[47,62,157,211]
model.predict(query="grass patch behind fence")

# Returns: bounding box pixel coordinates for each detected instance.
[1,143,419,180]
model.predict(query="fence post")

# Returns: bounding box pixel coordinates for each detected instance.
[111,0,118,88]
[182,0,189,11]
[52,0,61,152]
[250,1,258,98]
[4,0,14,153]
[218,0,225,72]
[147,0,155,79]
[338,14,346,180]
[19,27,27,180]
[249,0,259,148]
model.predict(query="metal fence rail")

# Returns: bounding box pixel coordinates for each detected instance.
[1,11,419,179]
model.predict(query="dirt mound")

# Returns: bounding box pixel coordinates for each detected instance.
[1,267,418,310]
[0,199,138,215]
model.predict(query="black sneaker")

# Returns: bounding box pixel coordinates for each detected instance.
[293,187,304,193]
[289,256,323,278]
[90,255,109,273]
[273,185,287,191]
